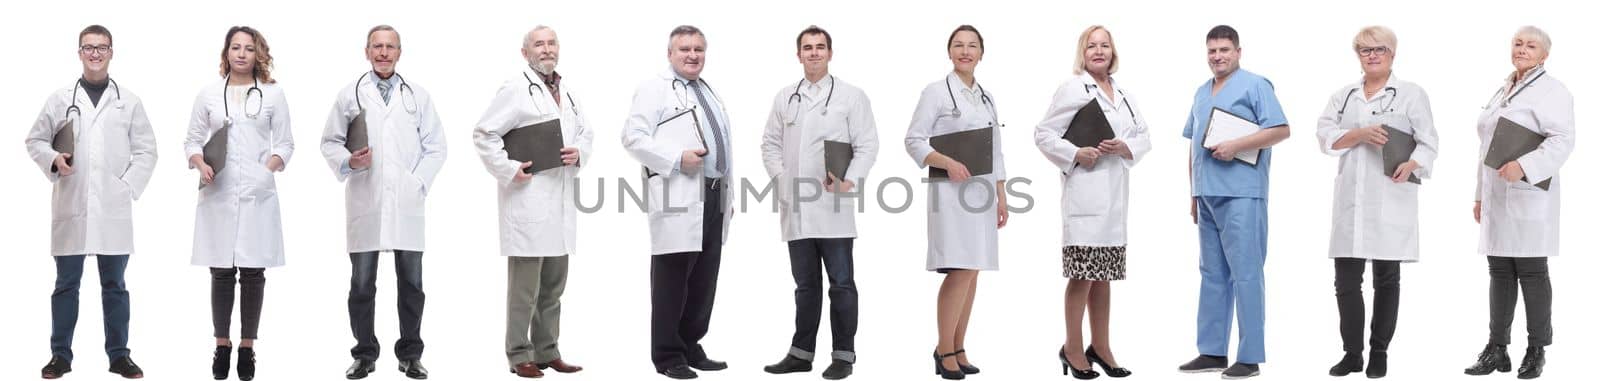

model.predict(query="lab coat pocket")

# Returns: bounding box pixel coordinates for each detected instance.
[645,175,666,214]
[401,172,428,217]
[1064,171,1111,217]
[1506,183,1548,220]
[1379,183,1419,236]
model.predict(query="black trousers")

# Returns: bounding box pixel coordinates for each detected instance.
[211,267,265,340]
[650,181,724,371]
[786,238,858,362]
[1487,256,1552,347]
[349,250,426,361]
[1333,258,1399,353]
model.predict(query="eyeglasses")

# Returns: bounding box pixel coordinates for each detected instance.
[80,45,111,55]
[1357,46,1390,57]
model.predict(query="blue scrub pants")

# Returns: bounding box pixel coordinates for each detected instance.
[1195,196,1267,364]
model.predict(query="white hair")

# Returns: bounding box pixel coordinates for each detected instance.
[522,25,555,48]
[1515,25,1552,52]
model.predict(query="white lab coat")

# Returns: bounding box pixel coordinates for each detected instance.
[1476,66,1574,258]
[905,73,1007,271]
[185,79,294,268]
[473,68,594,257]
[760,76,879,242]
[25,80,158,256]
[1315,76,1438,262]
[621,70,734,255]
[320,74,448,254]
[1033,73,1151,247]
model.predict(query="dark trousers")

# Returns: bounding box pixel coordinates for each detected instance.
[51,255,130,362]
[1487,256,1552,347]
[1333,258,1400,353]
[211,267,266,339]
[785,238,858,362]
[349,250,426,361]
[650,181,724,371]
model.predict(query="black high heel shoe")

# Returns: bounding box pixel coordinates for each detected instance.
[953,349,980,374]
[1060,347,1100,379]
[237,347,256,381]
[1086,346,1131,378]
[212,345,231,380]
[934,351,965,380]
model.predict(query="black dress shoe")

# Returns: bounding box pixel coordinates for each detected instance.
[212,346,231,380]
[687,358,727,371]
[1464,343,1511,375]
[763,355,811,374]
[821,359,853,380]
[1086,346,1131,378]
[1366,350,1388,379]
[108,356,144,379]
[1329,351,1362,376]
[953,349,979,374]
[237,347,257,381]
[399,359,429,379]
[345,359,376,380]
[1060,347,1100,379]
[1517,346,1545,379]
[933,351,964,380]
[41,355,72,379]
[658,364,698,379]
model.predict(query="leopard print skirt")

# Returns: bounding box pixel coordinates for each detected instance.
[1062,246,1126,281]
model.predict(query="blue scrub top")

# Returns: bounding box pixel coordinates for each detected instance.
[1182,69,1288,199]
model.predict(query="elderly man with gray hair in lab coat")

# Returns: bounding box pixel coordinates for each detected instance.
[472,24,592,379]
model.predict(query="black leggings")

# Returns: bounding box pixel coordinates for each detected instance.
[1334,258,1400,353]
[1487,257,1552,347]
[211,267,265,340]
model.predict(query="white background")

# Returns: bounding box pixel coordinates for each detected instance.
[1,0,1594,380]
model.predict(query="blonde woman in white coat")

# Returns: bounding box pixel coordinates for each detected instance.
[1315,26,1438,379]
[907,25,1008,380]
[473,25,592,378]
[1463,26,1573,380]
[1033,25,1148,379]
[184,26,292,381]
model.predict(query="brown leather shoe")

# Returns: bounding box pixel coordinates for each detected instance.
[510,362,544,378]
[538,359,584,373]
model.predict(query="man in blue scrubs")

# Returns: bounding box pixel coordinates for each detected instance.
[1175,25,1290,380]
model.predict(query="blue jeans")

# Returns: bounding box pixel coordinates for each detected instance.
[785,238,858,362]
[349,250,426,361]
[51,254,131,362]
[1195,196,1268,364]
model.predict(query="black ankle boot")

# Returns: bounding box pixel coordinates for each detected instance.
[1366,351,1388,378]
[1329,351,1363,376]
[237,347,256,381]
[1517,346,1545,379]
[1464,344,1511,375]
[212,345,231,380]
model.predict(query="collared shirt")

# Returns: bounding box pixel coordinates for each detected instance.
[1181,69,1289,199]
[535,68,562,106]
[370,71,400,104]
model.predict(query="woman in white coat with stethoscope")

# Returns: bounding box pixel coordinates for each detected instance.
[1033,25,1148,380]
[184,26,293,381]
[1314,26,1438,379]
[1462,26,1572,380]
[906,25,1007,380]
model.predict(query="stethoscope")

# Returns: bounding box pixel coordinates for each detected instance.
[1335,86,1399,121]
[222,72,264,125]
[784,75,835,127]
[1485,68,1546,109]
[671,77,722,111]
[65,77,122,120]
[944,75,996,124]
[521,72,577,113]
[1083,83,1137,125]
[355,71,417,114]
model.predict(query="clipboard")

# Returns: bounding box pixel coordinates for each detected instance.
[643,106,709,177]
[1202,107,1262,165]
[345,108,368,152]
[200,124,230,189]
[502,118,566,174]
[1483,117,1551,190]
[52,120,75,168]
[928,127,994,179]
[824,140,853,181]
[1380,125,1422,184]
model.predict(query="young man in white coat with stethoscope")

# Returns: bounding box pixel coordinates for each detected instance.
[318,25,447,380]
[472,25,591,379]
[26,24,155,380]
[758,25,879,381]
[1314,26,1438,379]
[621,25,735,380]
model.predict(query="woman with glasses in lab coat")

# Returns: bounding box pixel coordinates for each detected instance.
[1034,25,1149,380]
[1313,26,1438,379]
[905,24,1008,380]
[184,25,294,381]
[1462,26,1572,380]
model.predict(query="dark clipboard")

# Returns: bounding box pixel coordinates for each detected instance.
[345,109,368,152]
[1060,99,1116,169]
[52,120,75,168]
[1380,125,1422,184]
[502,118,565,174]
[1483,117,1551,190]
[824,140,853,181]
[928,127,994,179]
[200,124,229,189]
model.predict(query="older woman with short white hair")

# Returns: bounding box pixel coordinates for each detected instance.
[1463,26,1573,380]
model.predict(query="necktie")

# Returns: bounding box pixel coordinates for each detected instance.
[376,79,392,104]
[688,81,728,176]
